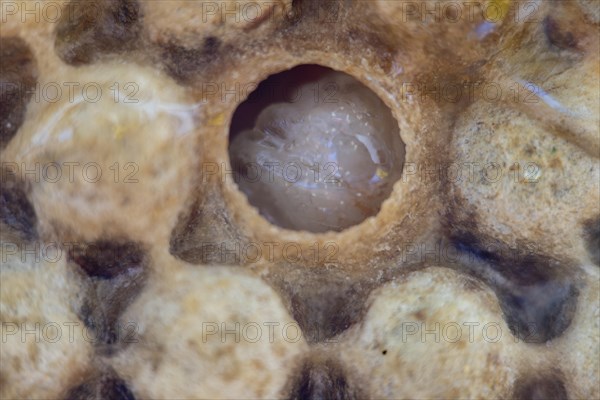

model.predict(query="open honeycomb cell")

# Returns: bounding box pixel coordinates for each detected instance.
[0,0,598,399]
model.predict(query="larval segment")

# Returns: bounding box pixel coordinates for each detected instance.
[230,71,405,233]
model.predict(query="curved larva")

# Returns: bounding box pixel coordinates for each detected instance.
[230,71,405,233]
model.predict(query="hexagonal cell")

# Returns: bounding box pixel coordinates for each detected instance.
[338,267,521,399]
[2,62,199,246]
[228,64,405,233]
[447,99,600,262]
[0,253,93,399]
[110,261,307,399]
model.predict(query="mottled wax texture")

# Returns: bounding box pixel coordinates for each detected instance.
[230,71,405,232]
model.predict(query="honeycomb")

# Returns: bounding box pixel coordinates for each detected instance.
[1,0,599,398]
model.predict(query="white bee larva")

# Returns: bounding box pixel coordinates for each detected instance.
[229,69,405,233]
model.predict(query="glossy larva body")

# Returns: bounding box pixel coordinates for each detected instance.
[230,71,405,233]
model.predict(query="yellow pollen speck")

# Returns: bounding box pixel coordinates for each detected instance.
[487,0,511,21]
[209,113,225,126]
[376,168,388,179]
[113,124,126,140]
